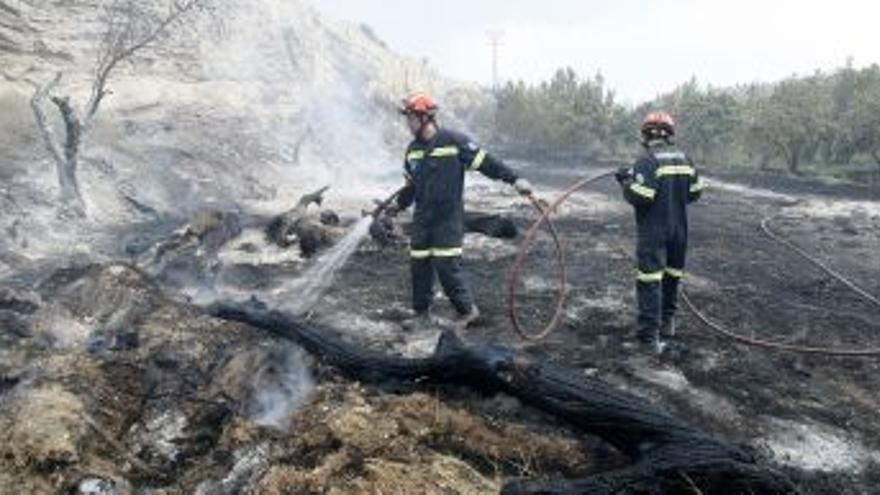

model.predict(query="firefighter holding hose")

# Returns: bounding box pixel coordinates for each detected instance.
[388,92,534,330]
[616,112,704,354]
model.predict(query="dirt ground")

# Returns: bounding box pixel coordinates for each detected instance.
[314,162,880,493]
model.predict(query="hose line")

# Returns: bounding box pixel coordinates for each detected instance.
[506,170,615,341]
[675,213,880,357]
[760,214,880,309]
[507,170,880,356]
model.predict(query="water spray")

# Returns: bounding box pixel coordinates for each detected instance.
[277,186,410,316]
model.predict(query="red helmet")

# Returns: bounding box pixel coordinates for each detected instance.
[400,92,438,116]
[641,111,675,139]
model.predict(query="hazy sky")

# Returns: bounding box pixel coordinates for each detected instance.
[311,0,880,104]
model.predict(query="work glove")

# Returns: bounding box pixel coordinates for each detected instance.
[513,178,533,196]
[615,166,633,184]
[364,200,397,218]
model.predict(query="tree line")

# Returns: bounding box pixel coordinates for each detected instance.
[469,63,880,174]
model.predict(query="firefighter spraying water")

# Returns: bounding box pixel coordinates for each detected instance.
[388,92,534,331]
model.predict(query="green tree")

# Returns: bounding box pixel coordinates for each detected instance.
[746,75,831,173]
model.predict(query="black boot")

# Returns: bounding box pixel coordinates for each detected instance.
[454,304,480,329]
[403,310,434,332]
[637,326,665,355]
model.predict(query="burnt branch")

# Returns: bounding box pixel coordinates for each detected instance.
[27,72,85,211]
[86,0,207,122]
[50,96,82,167]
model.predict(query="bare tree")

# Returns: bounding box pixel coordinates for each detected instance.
[28,0,212,215]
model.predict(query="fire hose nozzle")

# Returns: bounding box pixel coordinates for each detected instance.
[366,186,406,218]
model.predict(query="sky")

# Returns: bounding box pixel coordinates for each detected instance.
[311,0,880,104]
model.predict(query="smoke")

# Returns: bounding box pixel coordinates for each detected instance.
[246,345,314,430]
[2,0,463,324]
[192,0,410,210]
[32,307,94,350]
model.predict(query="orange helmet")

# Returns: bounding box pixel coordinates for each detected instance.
[400,92,438,117]
[641,111,675,140]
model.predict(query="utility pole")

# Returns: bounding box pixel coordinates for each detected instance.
[486,30,503,92]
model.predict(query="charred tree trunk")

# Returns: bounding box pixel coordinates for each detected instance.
[209,301,798,494]
[24,0,210,217]
[28,72,85,214]
[50,95,84,209]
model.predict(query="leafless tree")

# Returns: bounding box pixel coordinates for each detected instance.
[28,0,214,216]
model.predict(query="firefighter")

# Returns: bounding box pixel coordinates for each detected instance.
[391,92,533,329]
[615,112,703,353]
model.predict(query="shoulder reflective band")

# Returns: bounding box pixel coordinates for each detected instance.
[409,146,460,161]
[665,267,685,278]
[469,149,487,170]
[690,179,704,192]
[410,247,464,258]
[656,165,695,177]
[637,270,664,282]
[429,146,459,157]
[629,183,656,199]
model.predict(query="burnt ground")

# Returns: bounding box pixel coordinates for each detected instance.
[1,163,879,494]
[314,162,880,493]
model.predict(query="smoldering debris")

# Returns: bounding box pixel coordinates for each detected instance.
[194,444,270,495]
[265,185,345,256]
[213,343,315,431]
[74,476,126,495]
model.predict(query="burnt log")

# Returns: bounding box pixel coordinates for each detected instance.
[464,212,518,239]
[369,211,517,248]
[319,210,340,226]
[265,186,342,255]
[151,211,242,264]
[266,217,341,257]
[368,214,404,248]
[209,301,797,494]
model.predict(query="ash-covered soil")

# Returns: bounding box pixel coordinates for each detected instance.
[1,162,878,494]
[316,162,880,493]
